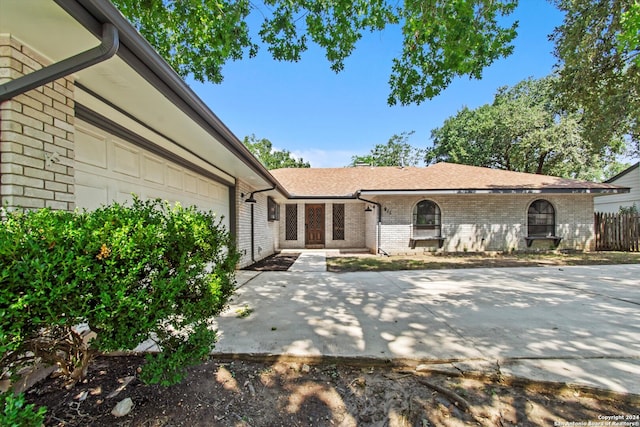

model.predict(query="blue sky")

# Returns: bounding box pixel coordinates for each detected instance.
[190,1,564,167]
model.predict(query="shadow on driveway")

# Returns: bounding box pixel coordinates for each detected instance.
[213,265,640,394]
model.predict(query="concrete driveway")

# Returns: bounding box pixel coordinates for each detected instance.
[212,261,640,395]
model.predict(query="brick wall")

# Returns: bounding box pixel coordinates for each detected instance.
[279,202,304,249]
[0,35,75,211]
[329,202,366,248]
[278,201,367,250]
[235,180,278,268]
[364,205,378,253]
[373,194,595,254]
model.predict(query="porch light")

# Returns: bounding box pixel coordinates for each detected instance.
[365,205,373,212]
[244,193,257,203]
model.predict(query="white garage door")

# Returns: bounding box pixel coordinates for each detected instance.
[75,121,230,228]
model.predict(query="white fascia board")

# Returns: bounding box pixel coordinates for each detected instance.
[358,188,624,196]
[358,189,505,196]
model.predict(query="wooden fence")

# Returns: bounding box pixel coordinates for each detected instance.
[594,212,640,251]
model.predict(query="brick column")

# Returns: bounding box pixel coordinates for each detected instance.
[0,35,75,211]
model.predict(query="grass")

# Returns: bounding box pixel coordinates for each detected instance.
[235,304,254,318]
[326,251,640,272]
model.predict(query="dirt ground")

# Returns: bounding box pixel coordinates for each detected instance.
[244,252,301,271]
[25,355,640,427]
[23,253,640,426]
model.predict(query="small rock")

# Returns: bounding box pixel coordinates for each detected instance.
[301,364,311,373]
[416,364,431,372]
[111,397,134,417]
[243,380,256,396]
[352,377,366,387]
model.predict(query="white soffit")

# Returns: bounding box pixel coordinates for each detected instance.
[1,0,272,189]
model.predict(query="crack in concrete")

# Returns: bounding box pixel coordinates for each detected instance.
[509,269,640,307]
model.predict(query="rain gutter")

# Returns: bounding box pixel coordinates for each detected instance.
[0,23,119,102]
[356,192,386,256]
[245,187,276,263]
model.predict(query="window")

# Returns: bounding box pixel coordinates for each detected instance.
[268,197,279,221]
[413,200,441,237]
[528,199,555,237]
[333,204,345,240]
[285,204,297,240]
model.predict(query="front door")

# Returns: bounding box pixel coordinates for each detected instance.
[305,204,325,247]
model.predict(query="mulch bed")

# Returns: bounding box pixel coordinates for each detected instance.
[242,252,300,271]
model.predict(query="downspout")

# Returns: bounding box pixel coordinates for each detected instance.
[356,193,388,256]
[245,186,275,263]
[0,23,119,102]
[251,204,254,262]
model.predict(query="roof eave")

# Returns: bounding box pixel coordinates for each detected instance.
[358,188,631,196]
[287,195,358,200]
[53,0,290,198]
[605,162,640,183]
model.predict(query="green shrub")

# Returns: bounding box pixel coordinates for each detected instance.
[0,392,46,427]
[619,203,638,215]
[0,197,239,389]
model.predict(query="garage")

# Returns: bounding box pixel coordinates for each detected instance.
[75,120,230,227]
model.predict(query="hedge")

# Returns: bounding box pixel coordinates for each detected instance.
[0,197,240,390]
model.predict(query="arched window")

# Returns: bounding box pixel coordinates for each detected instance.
[527,199,555,237]
[413,200,441,237]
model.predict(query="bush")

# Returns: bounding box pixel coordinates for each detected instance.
[0,392,46,427]
[619,203,638,215]
[0,197,239,389]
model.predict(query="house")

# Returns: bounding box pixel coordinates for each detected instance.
[594,162,640,213]
[270,164,628,254]
[1,1,629,270]
[0,0,288,268]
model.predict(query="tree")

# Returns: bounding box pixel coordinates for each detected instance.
[350,131,423,167]
[243,135,310,169]
[110,0,640,154]
[426,76,625,179]
[111,0,518,106]
[551,0,640,155]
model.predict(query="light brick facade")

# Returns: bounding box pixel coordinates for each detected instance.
[370,194,595,254]
[236,180,279,268]
[275,194,596,254]
[278,201,366,250]
[0,35,75,211]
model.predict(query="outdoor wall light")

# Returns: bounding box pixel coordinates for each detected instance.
[241,192,257,203]
[365,205,373,212]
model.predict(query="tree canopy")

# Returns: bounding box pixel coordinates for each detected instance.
[552,0,640,155]
[350,131,423,167]
[243,135,310,169]
[426,76,627,180]
[110,0,640,158]
[111,0,518,106]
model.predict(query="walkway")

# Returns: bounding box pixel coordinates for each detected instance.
[287,251,327,272]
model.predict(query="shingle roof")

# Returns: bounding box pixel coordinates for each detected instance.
[270,162,626,197]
